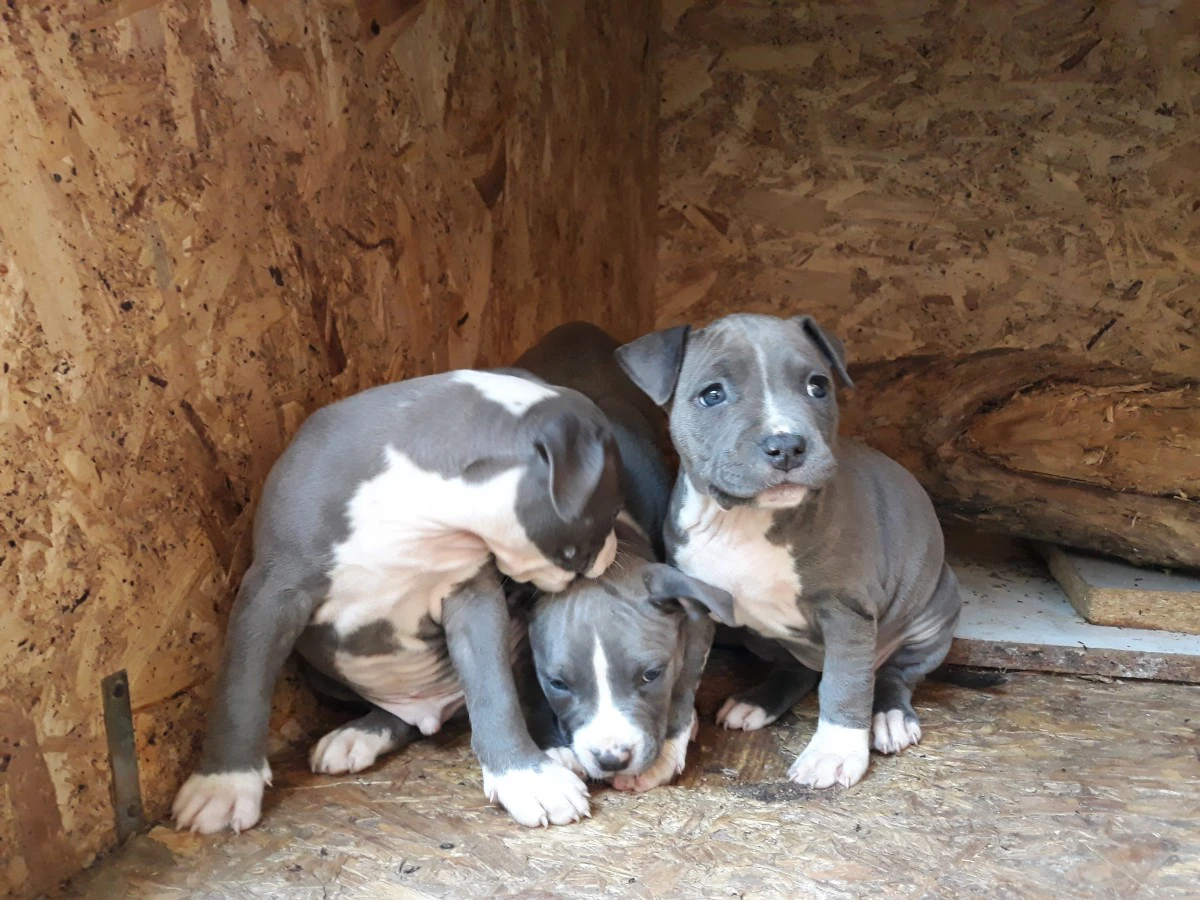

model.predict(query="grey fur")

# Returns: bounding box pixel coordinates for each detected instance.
[618,313,961,778]
[183,367,622,811]
[514,322,733,781]
[514,322,673,558]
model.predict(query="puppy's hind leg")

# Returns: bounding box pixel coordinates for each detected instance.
[717,666,819,731]
[173,564,319,834]
[873,563,960,755]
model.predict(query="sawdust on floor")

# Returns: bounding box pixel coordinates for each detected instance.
[66,650,1200,899]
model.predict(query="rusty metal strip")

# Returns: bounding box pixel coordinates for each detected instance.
[101,670,146,841]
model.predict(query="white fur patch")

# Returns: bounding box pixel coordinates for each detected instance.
[872,709,922,754]
[716,697,778,731]
[544,746,588,778]
[172,763,272,835]
[788,720,870,789]
[674,478,805,639]
[750,327,792,437]
[314,445,569,729]
[571,634,643,777]
[309,724,403,774]
[482,764,591,827]
[453,369,557,415]
[611,709,696,794]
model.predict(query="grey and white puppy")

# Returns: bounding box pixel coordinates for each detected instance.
[172,368,622,833]
[616,313,962,790]
[513,323,735,793]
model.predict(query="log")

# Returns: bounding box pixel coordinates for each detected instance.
[840,350,1200,571]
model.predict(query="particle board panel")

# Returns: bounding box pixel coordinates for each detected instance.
[946,531,1200,683]
[0,1,659,895]
[64,653,1200,899]
[657,0,1200,377]
[1039,543,1200,635]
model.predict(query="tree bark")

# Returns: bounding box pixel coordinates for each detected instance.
[841,349,1200,571]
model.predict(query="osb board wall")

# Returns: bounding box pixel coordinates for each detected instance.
[657,0,1200,375]
[0,0,658,895]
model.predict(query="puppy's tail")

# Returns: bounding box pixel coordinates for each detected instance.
[928,664,1009,690]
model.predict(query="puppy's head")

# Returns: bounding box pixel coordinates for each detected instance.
[617,314,853,510]
[497,388,622,593]
[528,551,733,780]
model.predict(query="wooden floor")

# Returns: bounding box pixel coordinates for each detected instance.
[67,651,1199,899]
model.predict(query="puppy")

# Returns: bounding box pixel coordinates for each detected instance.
[617,313,962,789]
[173,368,622,833]
[513,323,735,795]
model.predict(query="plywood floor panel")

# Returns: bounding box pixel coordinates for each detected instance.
[66,652,1199,899]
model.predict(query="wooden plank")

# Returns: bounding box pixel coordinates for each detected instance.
[946,531,1200,684]
[1038,544,1200,636]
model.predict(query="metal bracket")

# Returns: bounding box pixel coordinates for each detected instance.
[101,670,146,841]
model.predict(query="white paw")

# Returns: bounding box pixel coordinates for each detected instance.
[544,746,588,779]
[788,721,870,789]
[172,764,271,834]
[872,709,922,754]
[309,725,399,774]
[717,696,777,731]
[612,730,689,794]
[482,763,591,827]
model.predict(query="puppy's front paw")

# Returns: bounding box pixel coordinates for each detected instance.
[172,764,272,834]
[310,724,397,774]
[788,721,870,789]
[612,731,689,794]
[872,709,922,754]
[482,763,591,827]
[717,696,777,731]
[544,745,588,779]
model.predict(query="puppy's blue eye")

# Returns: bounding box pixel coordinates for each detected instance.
[807,374,830,399]
[547,678,571,693]
[641,666,664,684]
[697,384,726,408]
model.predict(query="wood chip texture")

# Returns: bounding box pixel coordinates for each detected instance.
[0,1,658,895]
[657,0,1200,376]
[65,652,1200,900]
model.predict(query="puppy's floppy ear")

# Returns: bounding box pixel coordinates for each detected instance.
[535,412,608,522]
[615,325,691,407]
[643,563,736,627]
[792,315,854,389]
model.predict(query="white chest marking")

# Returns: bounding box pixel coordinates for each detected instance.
[673,480,804,639]
[313,446,560,732]
[453,369,557,415]
[317,445,557,629]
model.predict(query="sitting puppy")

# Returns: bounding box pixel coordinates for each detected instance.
[616,313,962,790]
[173,368,622,833]
[514,323,735,796]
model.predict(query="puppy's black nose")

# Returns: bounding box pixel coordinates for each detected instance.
[759,433,807,471]
[594,748,632,772]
